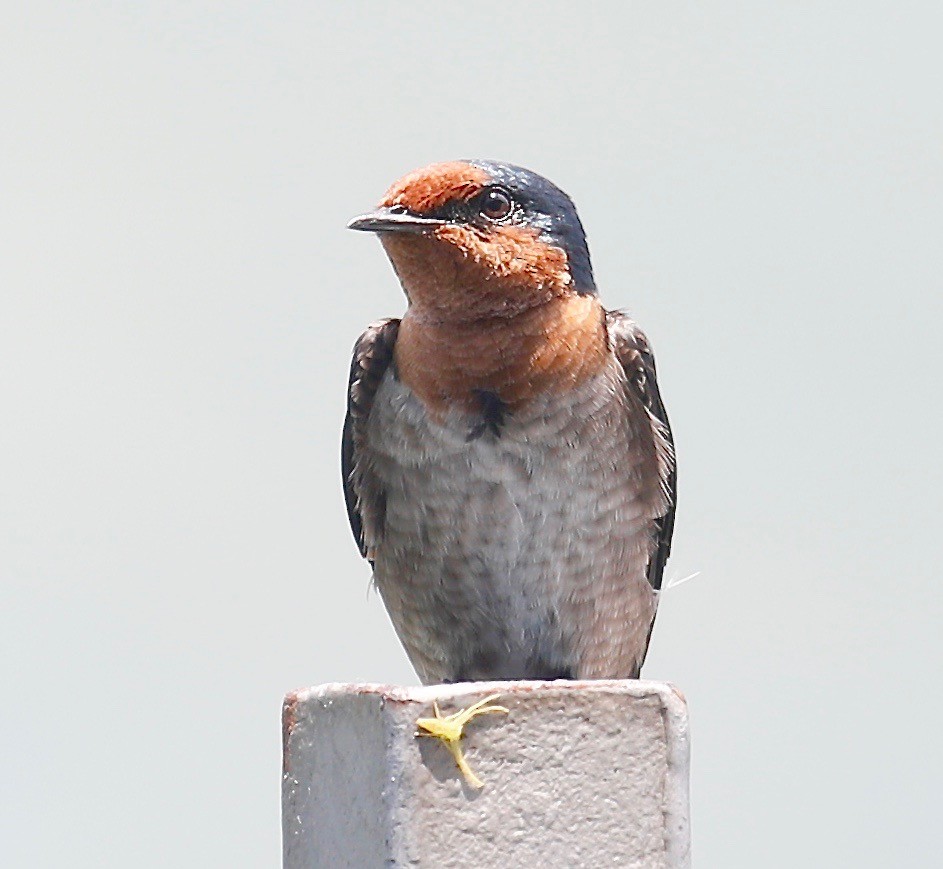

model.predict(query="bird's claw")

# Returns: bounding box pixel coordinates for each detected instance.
[415,694,509,788]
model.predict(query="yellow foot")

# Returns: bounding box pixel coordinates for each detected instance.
[415,694,509,789]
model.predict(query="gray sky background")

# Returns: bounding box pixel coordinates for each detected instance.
[2,3,941,866]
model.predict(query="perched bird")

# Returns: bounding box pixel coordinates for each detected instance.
[343,160,676,689]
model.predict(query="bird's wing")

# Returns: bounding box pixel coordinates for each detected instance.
[342,318,400,561]
[606,310,677,591]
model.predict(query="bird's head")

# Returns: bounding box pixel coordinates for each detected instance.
[348,160,596,321]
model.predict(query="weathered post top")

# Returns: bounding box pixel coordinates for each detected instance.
[282,679,690,868]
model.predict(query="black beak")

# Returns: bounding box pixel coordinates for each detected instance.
[347,207,446,234]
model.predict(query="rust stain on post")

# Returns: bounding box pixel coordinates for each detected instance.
[282,691,301,774]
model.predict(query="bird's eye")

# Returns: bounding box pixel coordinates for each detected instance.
[479,188,513,221]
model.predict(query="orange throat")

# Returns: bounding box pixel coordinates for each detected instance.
[394,292,609,419]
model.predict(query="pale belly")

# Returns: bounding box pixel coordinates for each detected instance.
[363,363,659,684]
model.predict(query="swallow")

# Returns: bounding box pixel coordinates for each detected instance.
[343,160,676,690]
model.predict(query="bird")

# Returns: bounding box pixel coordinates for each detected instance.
[343,158,676,698]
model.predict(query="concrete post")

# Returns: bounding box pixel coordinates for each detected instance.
[282,680,690,868]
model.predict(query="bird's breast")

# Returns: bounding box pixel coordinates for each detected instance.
[364,358,658,682]
[392,293,609,420]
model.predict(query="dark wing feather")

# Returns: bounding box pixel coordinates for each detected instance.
[342,318,400,560]
[606,310,677,591]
